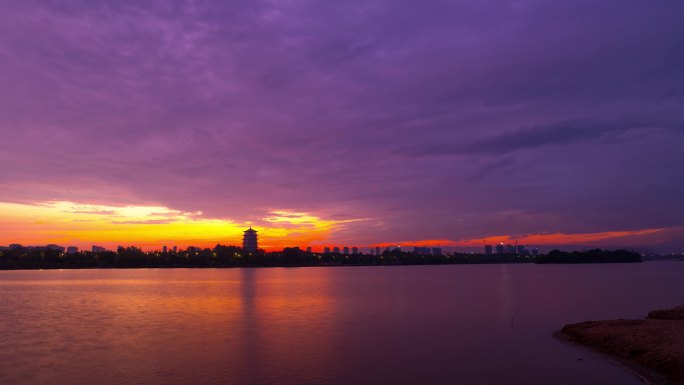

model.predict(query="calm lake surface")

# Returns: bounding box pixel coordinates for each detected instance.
[1,263,683,385]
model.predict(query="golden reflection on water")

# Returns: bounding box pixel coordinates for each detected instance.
[0,268,340,385]
[0,265,674,385]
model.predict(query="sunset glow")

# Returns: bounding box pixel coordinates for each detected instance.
[2,199,679,252]
[0,0,682,253]
[372,227,677,250]
[0,201,356,251]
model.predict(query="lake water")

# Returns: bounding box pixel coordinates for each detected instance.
[1,263,683,385]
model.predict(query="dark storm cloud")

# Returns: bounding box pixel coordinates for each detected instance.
[0,0,683,247]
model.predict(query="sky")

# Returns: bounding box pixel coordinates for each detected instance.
[1,0,683,252]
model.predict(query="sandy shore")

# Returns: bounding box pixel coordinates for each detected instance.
[557,306,684,385]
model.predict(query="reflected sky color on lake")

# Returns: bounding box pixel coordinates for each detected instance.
[1,263,683,385]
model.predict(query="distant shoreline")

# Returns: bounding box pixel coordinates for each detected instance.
[0,248,645,270]
[0,259,648,271]
[2,260,675,272]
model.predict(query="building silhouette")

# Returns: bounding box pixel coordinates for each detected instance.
[414,246,429,254]
[485,245,493,255]
[496,244,504,255]
[324,246,330,254]
[343,246,349,255]
[46,244,65,252]
[242,226,258,252]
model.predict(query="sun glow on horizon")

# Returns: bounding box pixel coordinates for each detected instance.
[0,200,355,251]
[0,200,678,252]
[372,228,669,250]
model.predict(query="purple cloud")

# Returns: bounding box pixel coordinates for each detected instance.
[0,0,683,250]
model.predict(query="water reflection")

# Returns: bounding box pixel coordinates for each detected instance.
[0,264,683,385]
[499,264,514,328]
[236,268,260,383]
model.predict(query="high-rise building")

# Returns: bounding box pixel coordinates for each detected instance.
[413,246,431,254]
[375,246,381,255]
[66,246,78,254]
[46,244,65,252]
[496,244,504,255]
[485,245,493,255]
[505,244,516,254]
[306,247,312,253]
[242,226,258,252]
[163,245,168,253]
[173,246,177,253]
[92,245,105,252]
[343,247,349,255]
[352,247,358,255]
[324,246,330,254]
[531,248,539,256]
[432,248,442,255]
[516,245,525,255]
[333,247,340,253]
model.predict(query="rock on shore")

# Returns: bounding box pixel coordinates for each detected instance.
[558,306,684,385]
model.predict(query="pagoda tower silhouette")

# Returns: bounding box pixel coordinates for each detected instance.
[242,226,258,252]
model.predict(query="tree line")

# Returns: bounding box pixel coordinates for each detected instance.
[0,245,642,269]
